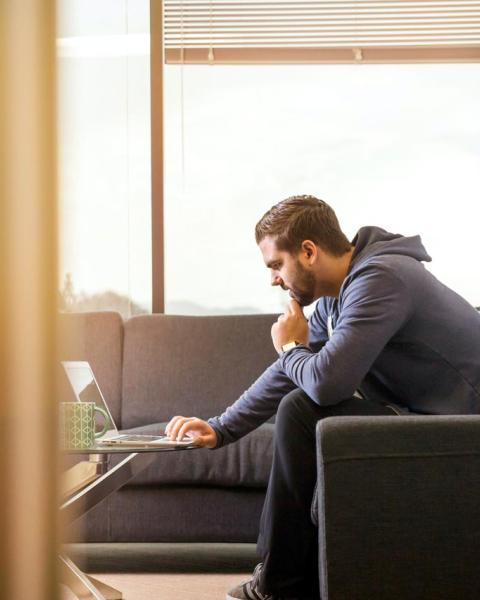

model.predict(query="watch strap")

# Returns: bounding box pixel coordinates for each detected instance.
[280,340,300,355]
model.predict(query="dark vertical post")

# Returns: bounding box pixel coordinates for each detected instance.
[150,0,165,313]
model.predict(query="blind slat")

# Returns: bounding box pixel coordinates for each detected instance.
[166,16,480,25]
[166,24,480,33]
[166,1,480,6]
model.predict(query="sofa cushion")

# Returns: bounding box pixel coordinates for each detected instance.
[112,421,274,488]
[58,311,124,426]
[121,314,278,428]
[68,486,266,543]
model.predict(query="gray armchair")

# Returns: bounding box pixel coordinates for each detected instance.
[315,415,480,600]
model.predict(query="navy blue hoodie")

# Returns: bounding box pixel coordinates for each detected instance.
[209,226,480,447]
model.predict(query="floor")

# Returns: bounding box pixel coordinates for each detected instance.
[62,542,258,600]
[62,572,251,600]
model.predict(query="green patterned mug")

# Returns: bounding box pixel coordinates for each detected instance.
[60,402,110,450]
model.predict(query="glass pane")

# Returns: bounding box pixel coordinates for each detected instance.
[57,0,151,318]
[164,64,480,315]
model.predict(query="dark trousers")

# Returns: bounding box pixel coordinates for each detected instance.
[257,389,401,598]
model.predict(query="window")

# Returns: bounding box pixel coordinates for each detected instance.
[57,0,151,318]
[57,1,480,316]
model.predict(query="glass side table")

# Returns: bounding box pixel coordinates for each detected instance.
[60,444,197,600]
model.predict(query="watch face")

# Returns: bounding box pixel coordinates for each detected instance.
[282,341,298,352]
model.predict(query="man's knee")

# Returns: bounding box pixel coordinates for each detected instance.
[275,388,323,443]
[277,388,316,423]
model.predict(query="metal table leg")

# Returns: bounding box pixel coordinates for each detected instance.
[59,554,122,600]
[62,454,110,499]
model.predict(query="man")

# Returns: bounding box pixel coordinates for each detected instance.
[166,195,480,600]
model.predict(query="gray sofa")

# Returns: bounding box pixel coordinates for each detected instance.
[62,310,480,599]
[60,310,278,543]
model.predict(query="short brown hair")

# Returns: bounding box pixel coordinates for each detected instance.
[255,195,351,256]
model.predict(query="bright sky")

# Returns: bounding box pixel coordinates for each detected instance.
[164,63,480,314]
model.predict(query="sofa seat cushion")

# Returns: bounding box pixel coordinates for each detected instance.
[112,421,274,488]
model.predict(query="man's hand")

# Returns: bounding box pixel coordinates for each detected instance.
[165,416,218,448]
[271,299,309,354]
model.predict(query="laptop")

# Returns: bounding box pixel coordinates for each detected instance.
[62,361,194,448]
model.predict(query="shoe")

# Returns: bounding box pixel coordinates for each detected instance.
[226,563,309,600]
[226,563,273,600]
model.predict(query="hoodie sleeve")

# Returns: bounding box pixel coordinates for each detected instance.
[279,263,416,406]
[208,360,297,447]
[307,297,331,351]
[207,302,329,448]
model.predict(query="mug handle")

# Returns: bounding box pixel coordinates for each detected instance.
[94,406,111,438]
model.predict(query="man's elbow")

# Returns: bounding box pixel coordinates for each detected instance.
[303,378,358,407]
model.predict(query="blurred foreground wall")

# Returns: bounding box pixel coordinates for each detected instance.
[0,2,59,600]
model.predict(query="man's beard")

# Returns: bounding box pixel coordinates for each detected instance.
[289,261,317,307]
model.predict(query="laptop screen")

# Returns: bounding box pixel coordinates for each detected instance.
[62,361,118,438]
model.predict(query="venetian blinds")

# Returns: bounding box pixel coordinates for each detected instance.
[164,0,480,63]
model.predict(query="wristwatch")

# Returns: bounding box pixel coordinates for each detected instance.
[279,340,300,356]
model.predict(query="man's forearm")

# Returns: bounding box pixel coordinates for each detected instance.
[208,359,296,448]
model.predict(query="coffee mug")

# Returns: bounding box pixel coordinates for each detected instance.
[60,402,110,450]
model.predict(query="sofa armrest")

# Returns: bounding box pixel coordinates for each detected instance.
[315,415,480,600]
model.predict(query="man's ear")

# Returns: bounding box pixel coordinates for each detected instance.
[301,240,317,262]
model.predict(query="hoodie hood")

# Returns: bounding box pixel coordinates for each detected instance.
[350,226,432,269]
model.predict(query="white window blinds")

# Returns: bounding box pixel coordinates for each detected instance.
[164,1,480,63]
